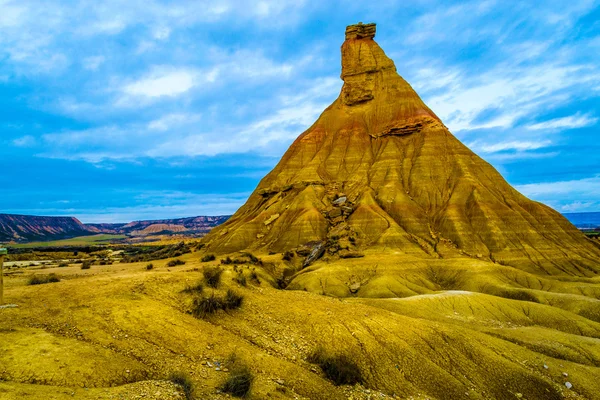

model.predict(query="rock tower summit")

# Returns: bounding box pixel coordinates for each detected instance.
[202,24,600,279]
[344,22,376,40]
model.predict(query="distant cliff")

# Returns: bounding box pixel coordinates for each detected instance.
[87,215,230,235]
[0,213,97,242]
[0,213,230,243]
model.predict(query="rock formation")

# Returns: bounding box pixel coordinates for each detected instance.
[202,23,600,277]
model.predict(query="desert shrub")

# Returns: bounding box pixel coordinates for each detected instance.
[28,274,60,285]
[201,254,216,262]
[191,292,224,318]
[182,282,204,294]
[146,263,154,270]
[425,266,466,290]
[58,262,69,268]
[190,290,244,318]
[203,266,223,288]
[224,289,244,309]
[249,270,261,285]
[234,272,247,287]
[221,357,254,398]
[167,259,186,267]
[220,256,233,265]
[498,289,539,303]
[81,261,92,270]
[307,347,362,386]
[241,252,261,265]
[282,251,294,261]
[169,371,194,400]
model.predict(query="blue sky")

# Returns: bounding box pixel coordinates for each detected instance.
[1,0,599,223]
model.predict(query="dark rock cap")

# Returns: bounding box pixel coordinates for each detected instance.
[345,22,376,40]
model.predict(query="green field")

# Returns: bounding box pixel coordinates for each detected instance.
[5,234,127,248]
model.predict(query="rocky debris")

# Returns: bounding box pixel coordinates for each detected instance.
[328,208,342,218]
[332,196,347,206]
[349,283,361,294]
[0,304,18,309]
[562,372,568,377]
[264,214,280,226]
[339,250,364,259]
[302,241,327,268]
[565,382,573,389]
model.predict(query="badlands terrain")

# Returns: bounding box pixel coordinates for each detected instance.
[1,23,600,400]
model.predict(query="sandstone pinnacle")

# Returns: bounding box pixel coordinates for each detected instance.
[202,23,600,277]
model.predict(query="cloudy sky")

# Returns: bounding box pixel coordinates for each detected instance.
[1,0,599,222]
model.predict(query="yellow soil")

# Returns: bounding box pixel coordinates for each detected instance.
[1,251,599,399]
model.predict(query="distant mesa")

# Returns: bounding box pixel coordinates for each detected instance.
[0,213,230,243]
[201,23,600,278]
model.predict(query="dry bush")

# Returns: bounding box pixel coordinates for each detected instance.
[203,266,224,288]
[28,274,60,285]
[307,346,362,385]
[169,371,194,400]
[221,356,254,398]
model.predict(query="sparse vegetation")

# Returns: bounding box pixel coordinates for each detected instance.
[191,292,224,318]
[81,261,92,270]
[169,371,194,400]
[146,263,154,270]
[221,355,254,398]
[235,271,247,287]
[201,254,216,262]
[220,256,233,265]
[182,282,204,294]
[203,266,223,288]
[307,346,363,386]
[225,289,244,309]
[190,290,244,318]
[425,266,466,290]
[28,274,61,285]
[58,262,69,268]
[282,251,294,261]
[167,259,186,267]
[497,289,540,303]
[249,270,260,284]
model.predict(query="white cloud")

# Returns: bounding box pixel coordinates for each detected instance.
[153,26,171,40]
[473,140,553,153]
[122,68,201,98]
[515,175,600,196]
[148,113,201,131]
[526,113,598,130]
[82,55,105,71]
[12,135,37,147]
[560,201,598,212]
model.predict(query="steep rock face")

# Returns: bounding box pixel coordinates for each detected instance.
[202,23,600,276]
[0,214,97,242]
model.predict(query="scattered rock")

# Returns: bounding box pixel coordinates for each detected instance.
[264,214,280,226]
[349,283,361,293]
[328,208,342,218]
[563,372,568,377]
[543,364,548,369]
[303,241,327,268]
[333,196,347,206]
[565,382,573,389]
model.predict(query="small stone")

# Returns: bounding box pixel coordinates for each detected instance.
[565,382,572,389]
[562,372,568,377]
[276,379,285,385]
[543,364,548,369]
[333,196,347,206]
[515,394,523,399]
